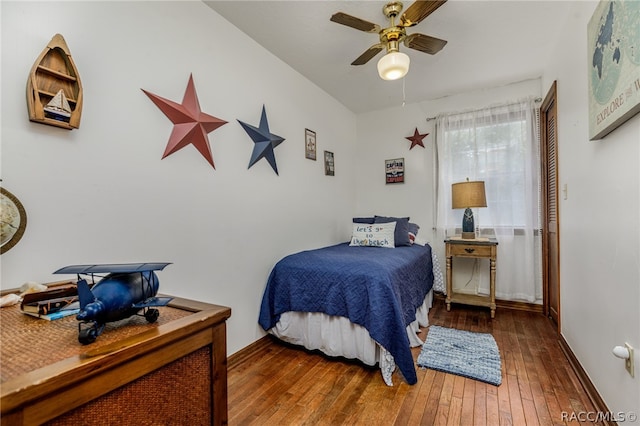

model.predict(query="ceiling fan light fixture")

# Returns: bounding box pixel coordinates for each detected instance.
[377,51,410,80]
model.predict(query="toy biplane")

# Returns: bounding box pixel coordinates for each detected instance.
[54,262,172,344]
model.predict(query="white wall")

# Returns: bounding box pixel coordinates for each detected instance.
[0,1,357,356]
[541,1,640,416]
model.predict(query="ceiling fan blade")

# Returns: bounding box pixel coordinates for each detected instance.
[351,44,385,65]
[404,33,447,54]
[401,0,448,27]
[330,12,381,33]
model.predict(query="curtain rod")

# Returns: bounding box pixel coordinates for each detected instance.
[425,97,542,122]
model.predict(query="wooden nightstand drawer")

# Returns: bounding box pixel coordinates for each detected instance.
[448,243,493,257]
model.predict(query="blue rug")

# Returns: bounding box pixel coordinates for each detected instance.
[417,325,502,385]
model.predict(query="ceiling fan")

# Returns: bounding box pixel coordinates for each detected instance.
[330,0,448,80]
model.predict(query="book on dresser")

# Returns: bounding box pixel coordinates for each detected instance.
[22,307,80,321]
[21,295,78,315]
[20,283,79,320]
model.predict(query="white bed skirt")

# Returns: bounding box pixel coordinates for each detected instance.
[268,289,433,385]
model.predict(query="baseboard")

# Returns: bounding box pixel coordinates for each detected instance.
[433,292,543,313]
[496,298,543,313]
[228,335,272,371]
[558,335,615,426]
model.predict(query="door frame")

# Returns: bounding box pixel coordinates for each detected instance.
[540,81,560,332]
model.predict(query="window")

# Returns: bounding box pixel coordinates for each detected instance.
[444,118,533,228]
[435,98,542,302]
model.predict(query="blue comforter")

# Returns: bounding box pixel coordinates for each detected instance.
[258,242,434,385]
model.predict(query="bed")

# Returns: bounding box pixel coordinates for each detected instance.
[258,218,444,385]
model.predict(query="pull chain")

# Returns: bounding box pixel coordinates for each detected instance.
[402,77,406,107]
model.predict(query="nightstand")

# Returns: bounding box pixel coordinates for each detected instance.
[445,237,498,318]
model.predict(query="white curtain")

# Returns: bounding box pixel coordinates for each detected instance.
[435,98,542,303]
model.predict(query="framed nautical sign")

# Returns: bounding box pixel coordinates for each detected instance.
[587,0,640,140]
[385,158,404,184]
[324,151,334,176]
[305,128,316,160]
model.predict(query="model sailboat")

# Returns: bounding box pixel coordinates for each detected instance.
[43,89,72,121]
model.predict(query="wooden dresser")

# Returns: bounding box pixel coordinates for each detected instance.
[1,295,231,425]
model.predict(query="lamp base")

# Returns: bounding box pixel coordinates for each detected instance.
[461,231,476,239]
[461,207,476,239]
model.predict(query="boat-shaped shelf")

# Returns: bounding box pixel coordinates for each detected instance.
[27,34,83,130]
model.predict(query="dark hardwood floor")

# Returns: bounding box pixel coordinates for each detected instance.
[228,300,600,425]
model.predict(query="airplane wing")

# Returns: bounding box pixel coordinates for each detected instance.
[132,296,173,309]
[54,262,172,275]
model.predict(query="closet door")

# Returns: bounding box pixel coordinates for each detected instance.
[541,81,560,330]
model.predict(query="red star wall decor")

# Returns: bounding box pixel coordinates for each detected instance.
[405,128,429,150]
[142,74,227,169]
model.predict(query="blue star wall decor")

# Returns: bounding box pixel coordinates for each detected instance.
[405,127,428,150]
[237,105,285,175]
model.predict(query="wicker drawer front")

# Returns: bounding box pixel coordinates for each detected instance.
[46,347,212,426]
[449,244,493,258]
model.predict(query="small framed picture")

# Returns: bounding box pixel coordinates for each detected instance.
[305,128,316,160]
[324,151,335,176]
[385,158,404,184]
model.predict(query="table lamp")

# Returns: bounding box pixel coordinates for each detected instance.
[452,179,487,239]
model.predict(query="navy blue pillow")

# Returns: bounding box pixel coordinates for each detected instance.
[353,217,375,224]
[374,216,411,246]
[408,222,420,236]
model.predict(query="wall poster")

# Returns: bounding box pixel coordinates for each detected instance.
[588,0,640,140]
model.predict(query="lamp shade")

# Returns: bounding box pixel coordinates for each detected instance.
[451,181,487,209]
[377,51,410,80]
